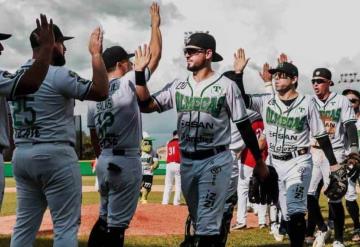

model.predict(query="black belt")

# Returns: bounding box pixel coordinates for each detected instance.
[271,148,309,161]
[181,146,227,160]
[0,147,3,153]
[112,149,140,156]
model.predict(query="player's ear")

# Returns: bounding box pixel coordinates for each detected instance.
[205,49,213,61]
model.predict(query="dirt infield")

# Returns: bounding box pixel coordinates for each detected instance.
[0,203,260,236]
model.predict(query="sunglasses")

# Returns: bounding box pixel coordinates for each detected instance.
[183,48,205,56]
[348,98,360,104]
[311,79,327,84]
[272,72,291,79]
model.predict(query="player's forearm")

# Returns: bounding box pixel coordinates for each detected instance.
[15,46,53,96]
[87,54,109,101]
[223,71,250,107]
[236,119,262,161]
[344,121,359,153]
[90,129,101,158]
[316,135,338,166]
[148,26,162,73]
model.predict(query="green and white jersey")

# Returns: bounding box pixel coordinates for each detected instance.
[87,69,150,150]
[152,72,248,152]
[141,149,158,175]
[249,93,327,154]
[10,60,93,145]
[312,92,356,149]
[0,69,26,148]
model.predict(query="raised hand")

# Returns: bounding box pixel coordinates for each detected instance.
[89,27,103,56]
[277,53,289,64]
[150,2,161,28]
[34,14,54,49]
[259,63,272,82]
[233,48,250,74]
[134,44,151,71]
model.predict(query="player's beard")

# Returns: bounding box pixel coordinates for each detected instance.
[187,60,207,72]
[52,49,66,66]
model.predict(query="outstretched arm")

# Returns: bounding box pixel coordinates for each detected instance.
[15,14,54,96]
[147,2,162,74]
[85,27,109,101]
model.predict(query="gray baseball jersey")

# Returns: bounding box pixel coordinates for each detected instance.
[249,93,327,154]
[152,72,248,152]
[312,92,356,149]
[0,69,26,148]
[141,149,158,175]
[87,69,150,150]
[10,60,93,145]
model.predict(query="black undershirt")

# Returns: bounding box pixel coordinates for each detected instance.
[280,98,297,106]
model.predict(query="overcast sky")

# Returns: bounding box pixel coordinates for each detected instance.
[1,0,360,148]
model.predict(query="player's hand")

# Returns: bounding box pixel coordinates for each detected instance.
[89,27,103,56]
[233,48,250,74]
[33,14,55,50]
[253,159,269,182]
[134,44,152,71]
[330,163,341,172]
[259,63,272,82]
[277,53,291,64]
[150,2,161,28]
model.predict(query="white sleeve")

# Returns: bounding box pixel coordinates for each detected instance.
[226,80,248,123]
[249,94,270,114]
[308,97,327,138]
[0,69,26,99]
[152,80,176,112]
[53,67,93,100]
[87,103,96,128]
[341,96,357,125]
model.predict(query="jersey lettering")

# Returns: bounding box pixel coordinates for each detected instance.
[175,91,225,117]
[266,107,306,132]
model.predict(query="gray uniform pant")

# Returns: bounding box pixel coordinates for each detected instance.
[96,149,142,228]
[10,143,81,247]
[181,150,232,235]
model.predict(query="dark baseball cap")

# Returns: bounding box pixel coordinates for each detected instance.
[102,46,135,69]
[172,130,178,136]
[184,33,223,62]
[312,68,333,86]
[30,24,73,48]
[0,33,11,40]
[269,62,298,78]
[342,89,360,100]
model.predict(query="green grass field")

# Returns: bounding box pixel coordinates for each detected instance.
[1,176,359,246]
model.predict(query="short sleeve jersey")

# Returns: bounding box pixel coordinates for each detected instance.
[152,72,248,152]
[0,69,26,148]
[87,69,150,150]
[141,149,158,175]
[249,93,327,154]
[312,93,356,149]
[10,60,93,145]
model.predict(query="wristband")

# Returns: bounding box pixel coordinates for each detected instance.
[135,71,146,86]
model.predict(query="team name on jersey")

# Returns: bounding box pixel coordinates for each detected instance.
[266,108,306,132]
[175,91,225,117]
[182,133,214,144]
[14,127,40,138]
[318,108,341,123]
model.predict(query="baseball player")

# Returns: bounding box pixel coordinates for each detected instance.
[10,23,109,247]
[304,68,358,247]
[231,110,268,230]
[0,14,54,212]
[87,4,162,247]
[162,130,182,206]
[342,88,360,242]
[236,53,346,247]
[140,131,159,204]
[138,32,268,247]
